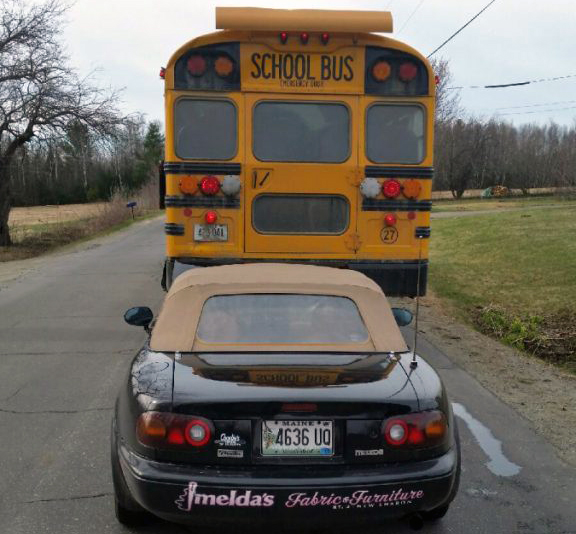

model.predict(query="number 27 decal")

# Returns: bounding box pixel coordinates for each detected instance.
[381,227,399,244]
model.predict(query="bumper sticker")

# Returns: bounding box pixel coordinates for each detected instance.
[175,482,425,512]
[176,482,274,511]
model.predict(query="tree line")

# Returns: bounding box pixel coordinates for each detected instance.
[8,118,163,207]
[2,1,575,248]
[432,59,576,197]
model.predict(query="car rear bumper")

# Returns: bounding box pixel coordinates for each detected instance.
[117,443,459,527]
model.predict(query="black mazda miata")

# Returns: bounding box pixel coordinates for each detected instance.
[112,264,460,530]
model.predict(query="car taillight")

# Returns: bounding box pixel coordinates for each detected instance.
[185,419,212,446]
[137,412,213,449]
[382,179,402,198]
[383,411,447,448]
[199,175,221,196]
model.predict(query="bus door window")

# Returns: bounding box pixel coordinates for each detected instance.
[253,101,349,163]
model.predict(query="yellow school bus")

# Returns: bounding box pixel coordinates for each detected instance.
[161,8,434,296]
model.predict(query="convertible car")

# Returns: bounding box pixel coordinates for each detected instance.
[112,264,460,530]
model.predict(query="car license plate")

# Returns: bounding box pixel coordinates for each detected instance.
[193,224,228,242]
[261,420,333,456]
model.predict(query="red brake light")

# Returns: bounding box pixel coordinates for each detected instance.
[281,403,317,413]
[159,67,166,79]
[399,62,418,82]
[382,179,402,198]
[280,31,288,44]
[300,32,309,44]
[384,213,397,227]
[321,32,330,45]
[167,427,185,445]
[187,54,207,77]
[204,211,218,224]
[199,175,221,196]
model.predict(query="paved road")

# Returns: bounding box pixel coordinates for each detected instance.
[0,218,574,534]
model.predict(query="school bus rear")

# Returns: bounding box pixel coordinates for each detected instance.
[162,8,434,296]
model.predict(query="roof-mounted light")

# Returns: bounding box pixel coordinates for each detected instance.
[187,54,207,77]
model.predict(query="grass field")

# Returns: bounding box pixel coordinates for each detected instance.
[429,201,576,370]
[1,201,161,262]
[432,194,576,213]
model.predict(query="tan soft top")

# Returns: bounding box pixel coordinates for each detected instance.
[151,264,408,353]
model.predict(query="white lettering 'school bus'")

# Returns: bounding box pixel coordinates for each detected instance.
[161,8,435,296]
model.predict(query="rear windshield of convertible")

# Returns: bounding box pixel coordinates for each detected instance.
[196,294,369,344]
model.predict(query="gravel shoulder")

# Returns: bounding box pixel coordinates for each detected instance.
[395,293,576,467]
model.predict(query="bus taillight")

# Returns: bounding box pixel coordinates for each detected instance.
[382,179,401,198]
[199,176,221,196]
[179,175,197,195]
[321,32,330,45]
[221,175,241,197]
[300,32,309,44]
[402,179,422,200]
[279,32,288,44]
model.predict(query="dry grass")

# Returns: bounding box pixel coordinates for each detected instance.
[1,187,161,262]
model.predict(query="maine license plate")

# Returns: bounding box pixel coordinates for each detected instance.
[261,420,333,456]
[193,224,228,242]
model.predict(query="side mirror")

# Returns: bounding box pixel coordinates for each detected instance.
[392,307,413,327]
[124,307,154,331]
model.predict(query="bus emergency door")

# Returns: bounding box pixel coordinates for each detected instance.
[244,93,359,255]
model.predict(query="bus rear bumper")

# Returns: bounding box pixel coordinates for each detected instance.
[164,258,427,297]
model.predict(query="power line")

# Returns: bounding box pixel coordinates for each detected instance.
[427,0,499,58]
[493,100,576,111]
[448,73,576,90]
[496,105,576,117]
[397,0,427,35]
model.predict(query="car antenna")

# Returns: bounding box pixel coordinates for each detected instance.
[410,236,424,370]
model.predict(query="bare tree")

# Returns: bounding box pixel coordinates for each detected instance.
[0,0,126,246]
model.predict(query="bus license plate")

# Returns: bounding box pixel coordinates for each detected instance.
[193,224,228,242]
[261,420,333,456]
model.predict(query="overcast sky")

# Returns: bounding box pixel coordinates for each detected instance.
[62,0,576,127]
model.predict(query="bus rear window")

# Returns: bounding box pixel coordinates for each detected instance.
[253,194,348,234]
[196,294,369,344]
[366,105,425,164]
[253,102,349,163]
[174,99,237,160]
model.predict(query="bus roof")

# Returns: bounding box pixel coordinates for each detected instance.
[215,7,393,34]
